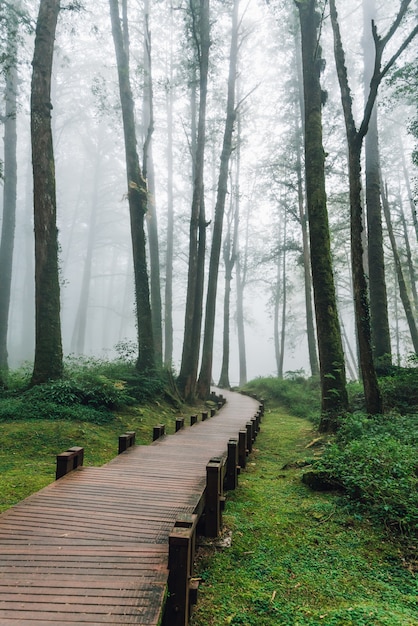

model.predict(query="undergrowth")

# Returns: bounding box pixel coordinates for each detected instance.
[246,374,418,538]
[240,374,321,424]
[0,355,169,424]
[190,407,418,626]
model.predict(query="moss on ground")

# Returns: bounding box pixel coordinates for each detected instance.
[190,409,418,626]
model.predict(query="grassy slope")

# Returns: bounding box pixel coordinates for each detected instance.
[190,407,418,626]
[0,401,196,512]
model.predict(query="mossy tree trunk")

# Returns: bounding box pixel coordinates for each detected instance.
[109,0,154,372]
[297,0,348,431]
[31,0,63,385]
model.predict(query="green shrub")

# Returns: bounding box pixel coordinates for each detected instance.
[315,423,418,535]
[0,353,169,424]
[0,397,112,424]
[241,375,321,422]
[379,366,418,413]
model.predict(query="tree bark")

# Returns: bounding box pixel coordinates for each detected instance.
[234,111,247,387]
[363,0,392,368]
[31,0,63,385]
[297,0,348,431]
[329,0,383,413]
[381,179,418,353]
[218,218,234,389]
[164,3,175,368]
[177,0,210,401]
[0,8,18,377]
[197,0,239,399]
[397,193,418,312]
[109,0,154,372]
[294,20,319,378]
[71,135,102,355]
[143,1,163,366]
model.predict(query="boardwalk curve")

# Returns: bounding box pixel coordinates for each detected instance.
[0,389,261,625]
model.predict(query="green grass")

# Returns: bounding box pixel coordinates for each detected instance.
[0,401,205,512]
[190,408,418,626]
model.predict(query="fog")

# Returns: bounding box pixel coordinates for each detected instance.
[1,0,417,383]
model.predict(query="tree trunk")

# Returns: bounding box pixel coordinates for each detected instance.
[297,0,348,431]
[399,137,418,243]
[177,0,210,401]
[397,193,418,312]
[294,20,319,378]
[143,1,163,366]
[197,0,239,399]
[329,0,382,414]
[164,4,175,368]
[71,139,102,355]
[273,214,287,379]
[381,179,418,353]
[31,0,63,385]
[218,226,234,389]
[363,0,392,368]
[234,111,247,387]
[330,0,417,408]
[109,0,154,372]
[0,10,18,377]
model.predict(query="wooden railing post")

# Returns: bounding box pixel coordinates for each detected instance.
[176,417,185,432]
[164,514,198,626]
[246,422,253,454]
[56,447,84,480]
[210,408,216,417]
[201,411,208,421]
[238,429,247,470]
[205,457,224,537]
[118,431,136,454]
[190,414,198,426]
[153,424,165,441]
[251,416,258,440]
[225,439,238,491]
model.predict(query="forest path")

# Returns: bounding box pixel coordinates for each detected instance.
[0,388,260,625]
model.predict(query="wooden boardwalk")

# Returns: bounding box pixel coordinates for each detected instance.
[0,389,261,625]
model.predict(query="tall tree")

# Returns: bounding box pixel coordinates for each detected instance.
[142,0,163,365]
[71,132,103,355]
[218,182,237,389]
[329,0,417,412]
[381,178,418,353]
[31,0,63,385]
[164,1,175,368]
[109,0,154,372]
[197,0,239,399]
[294,18,319,378]
[296,0,348,431]
[177,0,210,400]
[363,0,392,369]
[0,3,19,378]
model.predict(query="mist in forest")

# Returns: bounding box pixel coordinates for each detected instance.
[0,0,417,388]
